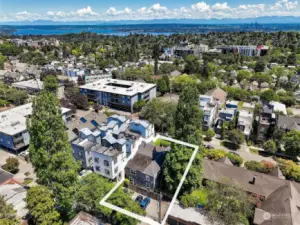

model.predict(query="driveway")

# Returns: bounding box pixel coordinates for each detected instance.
[203,138,276,164]
[0,148,36,184]
[131,191,169,223]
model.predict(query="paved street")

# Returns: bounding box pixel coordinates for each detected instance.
[0,147,36,183]
[203,138,276,164]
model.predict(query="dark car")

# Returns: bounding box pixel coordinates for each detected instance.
[140,197,151,210]
[135,195,143,203]
[205,144,214,149]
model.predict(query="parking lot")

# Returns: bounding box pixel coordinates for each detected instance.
[0,147,36,183]
[131,191,169,223]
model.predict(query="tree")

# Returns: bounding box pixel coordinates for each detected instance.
[27,78,80,219]
[0,194,18,225]
[2,157,19,174]
[44,75,58,93]
[133,100,146,112]
[206,180,254,225]
[71,94,90,110]
[287,53,297,65]
[260,89,278,102]
[171,74,197,92]
[283,130,300,158]
[26,186,62,225]
[140,99,176,134]
[227,129,245,149]
[162,144,202,194]
[156,78,168,95]
[174,85,203,146]
[76,173,144,225]
[254,60,266,72]
[205,128,215,141]
[263,140,277,153]
[162,75,170,92]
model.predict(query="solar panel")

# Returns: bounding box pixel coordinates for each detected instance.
[91,119,99,127]
[80,117,87,123]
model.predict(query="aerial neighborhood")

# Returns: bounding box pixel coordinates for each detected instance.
[0,30,300,225]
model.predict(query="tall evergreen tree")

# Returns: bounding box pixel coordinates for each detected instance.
[27,76,79,219]
[174,85,203,145]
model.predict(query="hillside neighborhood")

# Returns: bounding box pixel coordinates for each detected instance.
[0,32,300,225]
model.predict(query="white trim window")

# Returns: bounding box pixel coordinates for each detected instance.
[146,175,150,181]
[130,169,136,175]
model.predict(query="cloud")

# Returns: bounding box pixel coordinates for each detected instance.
[76,6,96,16]
[211,2,230,11]
[2,1,300,22]
[191,2,210,12]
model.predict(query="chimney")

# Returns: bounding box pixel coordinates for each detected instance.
[251,175,257,185]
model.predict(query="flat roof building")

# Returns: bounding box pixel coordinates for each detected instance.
[80,79,156,113]
[0,103,72,151]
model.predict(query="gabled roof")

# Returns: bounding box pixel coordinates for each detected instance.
[277,115,300,131]
[205,87,227,104]
[254,182,300,225]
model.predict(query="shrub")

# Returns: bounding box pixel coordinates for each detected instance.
[226,153,243,167]
[263,140,276,153]
[277,158,300,182]
[180,193,197,208]
[154,138,171,147]
[205,129,215,141]
[205,149,227,161]
[123,178,130,188]
[2,157,19,174]
[244,160,275,174]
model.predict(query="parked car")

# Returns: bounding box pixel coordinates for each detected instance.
[135,195,143,203]
[140,197,151,210]
[205,144,214,149]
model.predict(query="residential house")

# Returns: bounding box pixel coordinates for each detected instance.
[199,95,218,130]
[270,101,287,115]
[69,211,110,225]
[277,115,300,132]
[253,182,300,225]
[218,108,235,122]
[257,104,276,141]
[167,201,212,225]
[238,110,254,138]
[125,142,165,190]
[205,87,227,105]
[226,100,238,114]
[242,102,255,114]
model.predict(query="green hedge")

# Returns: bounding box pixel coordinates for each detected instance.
[154,139,171,147]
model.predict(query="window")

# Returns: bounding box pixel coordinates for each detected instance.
[95,166,100,171]
[78,152,83,157]
[115,167,118,173]
[146,175,150,181]
[146,183,150,188]
[129,177,135,184]
[105,169,110,175]
[94,157,99,163]
[104,160,109,167]
[130,169,136,175]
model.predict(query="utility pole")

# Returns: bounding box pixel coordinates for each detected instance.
[158,192,162,222]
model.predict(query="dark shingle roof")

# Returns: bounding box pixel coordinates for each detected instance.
[203,159,300,197]
[277,115,300,131]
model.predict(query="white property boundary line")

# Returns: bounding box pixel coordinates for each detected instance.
[99,134,199,225]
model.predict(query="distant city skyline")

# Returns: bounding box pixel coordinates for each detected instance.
[0,0,299,22]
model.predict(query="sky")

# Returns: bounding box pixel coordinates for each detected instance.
[0,0,299,21]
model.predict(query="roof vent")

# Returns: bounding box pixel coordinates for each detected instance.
[11,121,20,127]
